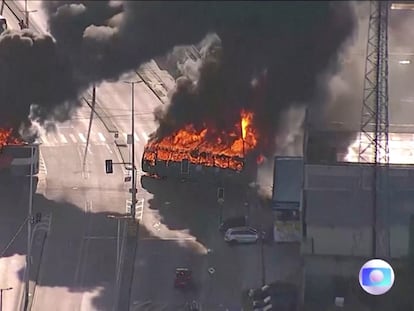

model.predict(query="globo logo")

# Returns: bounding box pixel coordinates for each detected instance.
[359,259,395,295]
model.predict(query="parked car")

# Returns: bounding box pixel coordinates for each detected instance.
[224,226,259,244]
[219,216,247,233]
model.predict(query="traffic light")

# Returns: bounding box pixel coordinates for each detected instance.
[105,159,113,174]
[35,212,42,223]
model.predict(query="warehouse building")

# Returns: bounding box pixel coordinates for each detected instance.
[300,129,414,310]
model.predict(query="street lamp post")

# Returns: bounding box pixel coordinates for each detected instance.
[123,80,142,221]
[260,227,266,286]
[0,287,12,311]
[107,214,129,272]
[106,213,130,311]
[24,145,35,310]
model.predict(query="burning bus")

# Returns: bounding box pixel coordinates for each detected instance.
[141,110,261,183]
[0,128,39,176]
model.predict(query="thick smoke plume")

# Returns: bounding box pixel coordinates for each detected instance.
[1,1,356,150]
[0,29,78,132]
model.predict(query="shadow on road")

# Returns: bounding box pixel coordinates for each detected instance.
[0,169,286,310]
[0,172,224,310]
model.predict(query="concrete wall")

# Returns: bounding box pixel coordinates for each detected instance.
[306,227,372,257]
[304,163,414,258]
[305,225,410,258]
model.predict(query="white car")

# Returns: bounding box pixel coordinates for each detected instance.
[224,227,259,244]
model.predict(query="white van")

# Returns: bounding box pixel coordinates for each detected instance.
[224,227,259,244]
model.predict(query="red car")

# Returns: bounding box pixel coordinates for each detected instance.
[174,268,193,288]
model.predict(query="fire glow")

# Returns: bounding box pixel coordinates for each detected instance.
[345,132,414,164]
[143,110,259,171]
[0,128,23,151]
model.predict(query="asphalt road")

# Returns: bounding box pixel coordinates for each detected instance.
[131,178,301,311]
[13,93,129,311]
[0,174,33,311]
[0,5,43,310]
[4,2,172,310]
[2,2,303,311]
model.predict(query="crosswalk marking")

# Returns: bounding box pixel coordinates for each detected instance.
[78,133,87,143]
[39,131,153,146]
[126,198,144,221]
[48,133,59,144]
[59,134,68,144]
[69,134,77,143]
[98,132,106,142]
[40,135,48,144]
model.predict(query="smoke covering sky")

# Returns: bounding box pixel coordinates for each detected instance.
[1,1,413,156]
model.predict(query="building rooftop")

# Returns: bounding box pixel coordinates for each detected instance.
[306,129,414,165]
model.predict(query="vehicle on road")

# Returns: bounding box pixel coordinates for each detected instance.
[185,300,200,311]
[219,216,247,233]
[224,226,259,244]
[248,282,299,311]
[253,304,273,311]
[253,295,272,308]
[0,16,7,34]
[174,268,194,289]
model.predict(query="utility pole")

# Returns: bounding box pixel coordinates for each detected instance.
[83,84,96,174]
[24,145,35,310]
[358,0,390,260]
[123,80,142,220]
[23,0,37,28]
[0,287,12,311]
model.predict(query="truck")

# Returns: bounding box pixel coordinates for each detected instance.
[272,156,303,243]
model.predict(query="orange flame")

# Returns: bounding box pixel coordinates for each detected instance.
[0,128,23,152]
[143,110,259,171]
[241,110,251,140]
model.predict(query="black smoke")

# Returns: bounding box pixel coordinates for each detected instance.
[0,29,79,132]
[1,1,356,150]
[147,2,358,156]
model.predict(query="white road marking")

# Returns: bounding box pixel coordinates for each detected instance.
[39,150,48,175]
[98,132,106,142]
[84,236,117,240]
[48,133,59,144]
[140,237,197,241]
[134,132,140,142]
[78,133,87,143]
[40,135,48,145]
[142,132,149,141]
[105,144,113,154]
[59,134,68,144]
[69,134,77,143]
